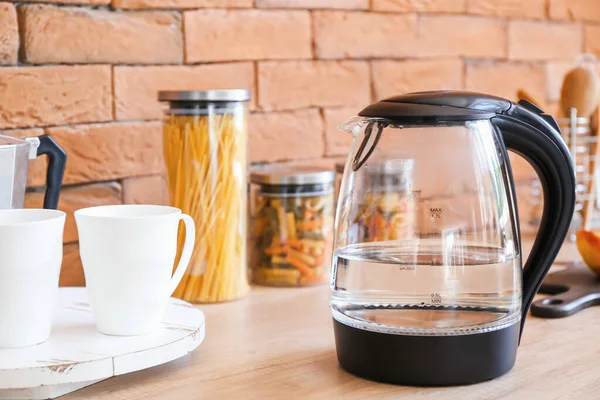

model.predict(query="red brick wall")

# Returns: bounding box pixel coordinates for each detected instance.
[0,0,595,285]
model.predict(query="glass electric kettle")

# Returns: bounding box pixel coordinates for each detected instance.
[331,91,576,385]
[0,134,66,209]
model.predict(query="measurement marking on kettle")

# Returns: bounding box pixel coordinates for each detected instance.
[408,190,422,199]
[430,208,443,219]
[431,293,442,304]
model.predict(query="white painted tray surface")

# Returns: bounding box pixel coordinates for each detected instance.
[0,288,205,398]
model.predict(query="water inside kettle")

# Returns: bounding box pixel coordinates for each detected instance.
[331,240,521,336]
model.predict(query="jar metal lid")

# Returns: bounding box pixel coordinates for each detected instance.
[158,89,250,102]
[250,165,336,185]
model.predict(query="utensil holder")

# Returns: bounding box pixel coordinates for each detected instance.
[555,109,597,240]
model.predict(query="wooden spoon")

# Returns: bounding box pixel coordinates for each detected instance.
[560,66,600,118]
[560,66,599,229]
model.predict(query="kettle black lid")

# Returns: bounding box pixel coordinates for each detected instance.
[358,91,513,123]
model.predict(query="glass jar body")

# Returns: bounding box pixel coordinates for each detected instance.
[162,101,249,303]
[250,181,335,287]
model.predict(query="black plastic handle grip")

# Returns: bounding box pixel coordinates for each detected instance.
[36,135,66,209]
[492,103,576,337]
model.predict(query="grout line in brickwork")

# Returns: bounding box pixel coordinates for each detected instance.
[0,62,185,68]
[15,4,27,65]
[23,4,113,12]
[4,104,370,136]
[181,9,188,64]
[0,58,554,69]
[1,56,563,69]
[262,156,346,167]
[460,58,466,90]
[110,66,116,120]
[461,58,549,67]
[3,104,371,134]
[2,119,163,134]
[248,106,342,114]
[253,61,260,110]
[318,108,327,157]
[309,10,317,59]
[367,61,376,102]
[26,178,125,193]
[183,58,313,66]
[504,17,510,61]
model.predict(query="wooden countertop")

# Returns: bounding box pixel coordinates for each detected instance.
[65,238,599,400]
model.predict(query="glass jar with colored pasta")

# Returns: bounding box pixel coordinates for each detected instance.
[250,166,336,287]
[352,159,416,243]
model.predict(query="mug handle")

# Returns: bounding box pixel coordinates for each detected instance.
[23,135,67,209]
[169,214,196,296]
[37,135,67,210]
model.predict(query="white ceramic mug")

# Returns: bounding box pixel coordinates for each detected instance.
[0,209,66,348]
[75,205,195,336]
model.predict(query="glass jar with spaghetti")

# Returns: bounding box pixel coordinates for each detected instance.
[159,90,249,303]
[250,166,335,287]
[335,161,345,202]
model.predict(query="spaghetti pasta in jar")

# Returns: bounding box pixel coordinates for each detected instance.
[250,166,335,287]
[159,90,249,303]
[335,161,345,202]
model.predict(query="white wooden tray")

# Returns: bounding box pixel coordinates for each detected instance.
[0,288,205,400]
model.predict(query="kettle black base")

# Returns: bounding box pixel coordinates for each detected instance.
[333,319,520,386]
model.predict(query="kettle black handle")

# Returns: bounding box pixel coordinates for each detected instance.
[492,101,576,336]
[36,135,66,209]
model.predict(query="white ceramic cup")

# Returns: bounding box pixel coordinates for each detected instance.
[75,205,195,336]
[0,209,66,348]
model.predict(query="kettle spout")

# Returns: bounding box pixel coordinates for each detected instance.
[337,116,366,137]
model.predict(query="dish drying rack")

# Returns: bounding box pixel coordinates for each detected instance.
[554,109,598,239]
